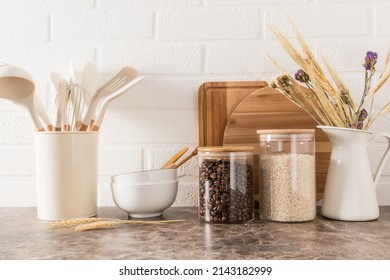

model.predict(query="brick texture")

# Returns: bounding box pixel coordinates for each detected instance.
[0,12,48,42]
[0,0,94,10]
[265,6,370,38]
[100,44,203,74]
[52,10,154,40]
[375,5,390,36]
[0,0,389,206]
[158,8,261,40]
[99,0,202,8]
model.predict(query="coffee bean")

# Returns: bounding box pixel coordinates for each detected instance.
[199,158,253,223]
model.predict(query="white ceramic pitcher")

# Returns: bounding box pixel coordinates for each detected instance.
[318,126,390,221]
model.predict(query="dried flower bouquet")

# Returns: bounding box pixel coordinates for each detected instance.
[266,17,390,130]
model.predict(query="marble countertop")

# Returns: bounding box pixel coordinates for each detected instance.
[1,207,390,260]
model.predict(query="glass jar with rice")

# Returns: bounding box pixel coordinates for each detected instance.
[257,129,316,222]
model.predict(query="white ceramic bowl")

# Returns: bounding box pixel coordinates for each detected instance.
[111,180,178,218]
[111,168,177,184]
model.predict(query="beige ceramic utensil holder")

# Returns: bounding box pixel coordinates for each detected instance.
[34,131,98,220]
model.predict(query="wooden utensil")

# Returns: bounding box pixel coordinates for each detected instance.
[81,61,100,106]
[78,67,139,131]
[50,71,69,131]
[0,65,45,131]
[174,147,198,169]
[161,147,189,169]
[198,81,268,146]
[35,95,53,131]
[223,86,331,200]
[88,75,144,131]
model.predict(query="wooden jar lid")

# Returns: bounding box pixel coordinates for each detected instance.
[257,129,315,134]
[198,146,254,153]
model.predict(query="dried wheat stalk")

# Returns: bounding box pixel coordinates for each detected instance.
[265,15,390,130]
[50,218,185,231]
[267,20,353,128]
[74,219,185,231]
[50,218,104,228]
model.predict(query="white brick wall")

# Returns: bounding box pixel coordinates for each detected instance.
[0,0,389,207]
[0,12,49,42]
[157,8,262,40]
[375,4,390,35]
[264,6,370,38]
[52,10,154,40]
[100,44,203,74]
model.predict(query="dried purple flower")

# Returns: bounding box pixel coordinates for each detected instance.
[294,69,310,83]
[363,51,378,70]
[356,121,364,130]
[358,108,368,122]
[275,74,291,88]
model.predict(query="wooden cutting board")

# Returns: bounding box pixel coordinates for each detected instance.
[223,86,331,200]
[198,81,268,146]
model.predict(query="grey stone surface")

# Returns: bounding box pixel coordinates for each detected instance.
[0,207,389,260]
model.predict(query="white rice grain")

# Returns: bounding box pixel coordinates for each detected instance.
[259,153,316,222]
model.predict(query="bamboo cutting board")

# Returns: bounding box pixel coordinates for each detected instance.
[223,86,331,200]
[198,81,268,146]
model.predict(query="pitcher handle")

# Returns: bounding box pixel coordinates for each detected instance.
[370,132,390,186]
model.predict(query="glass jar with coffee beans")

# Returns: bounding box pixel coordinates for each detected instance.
[198,146,254,223]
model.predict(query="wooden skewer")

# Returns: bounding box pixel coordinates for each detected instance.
[174,147,198,169]
[160,147,189,169]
